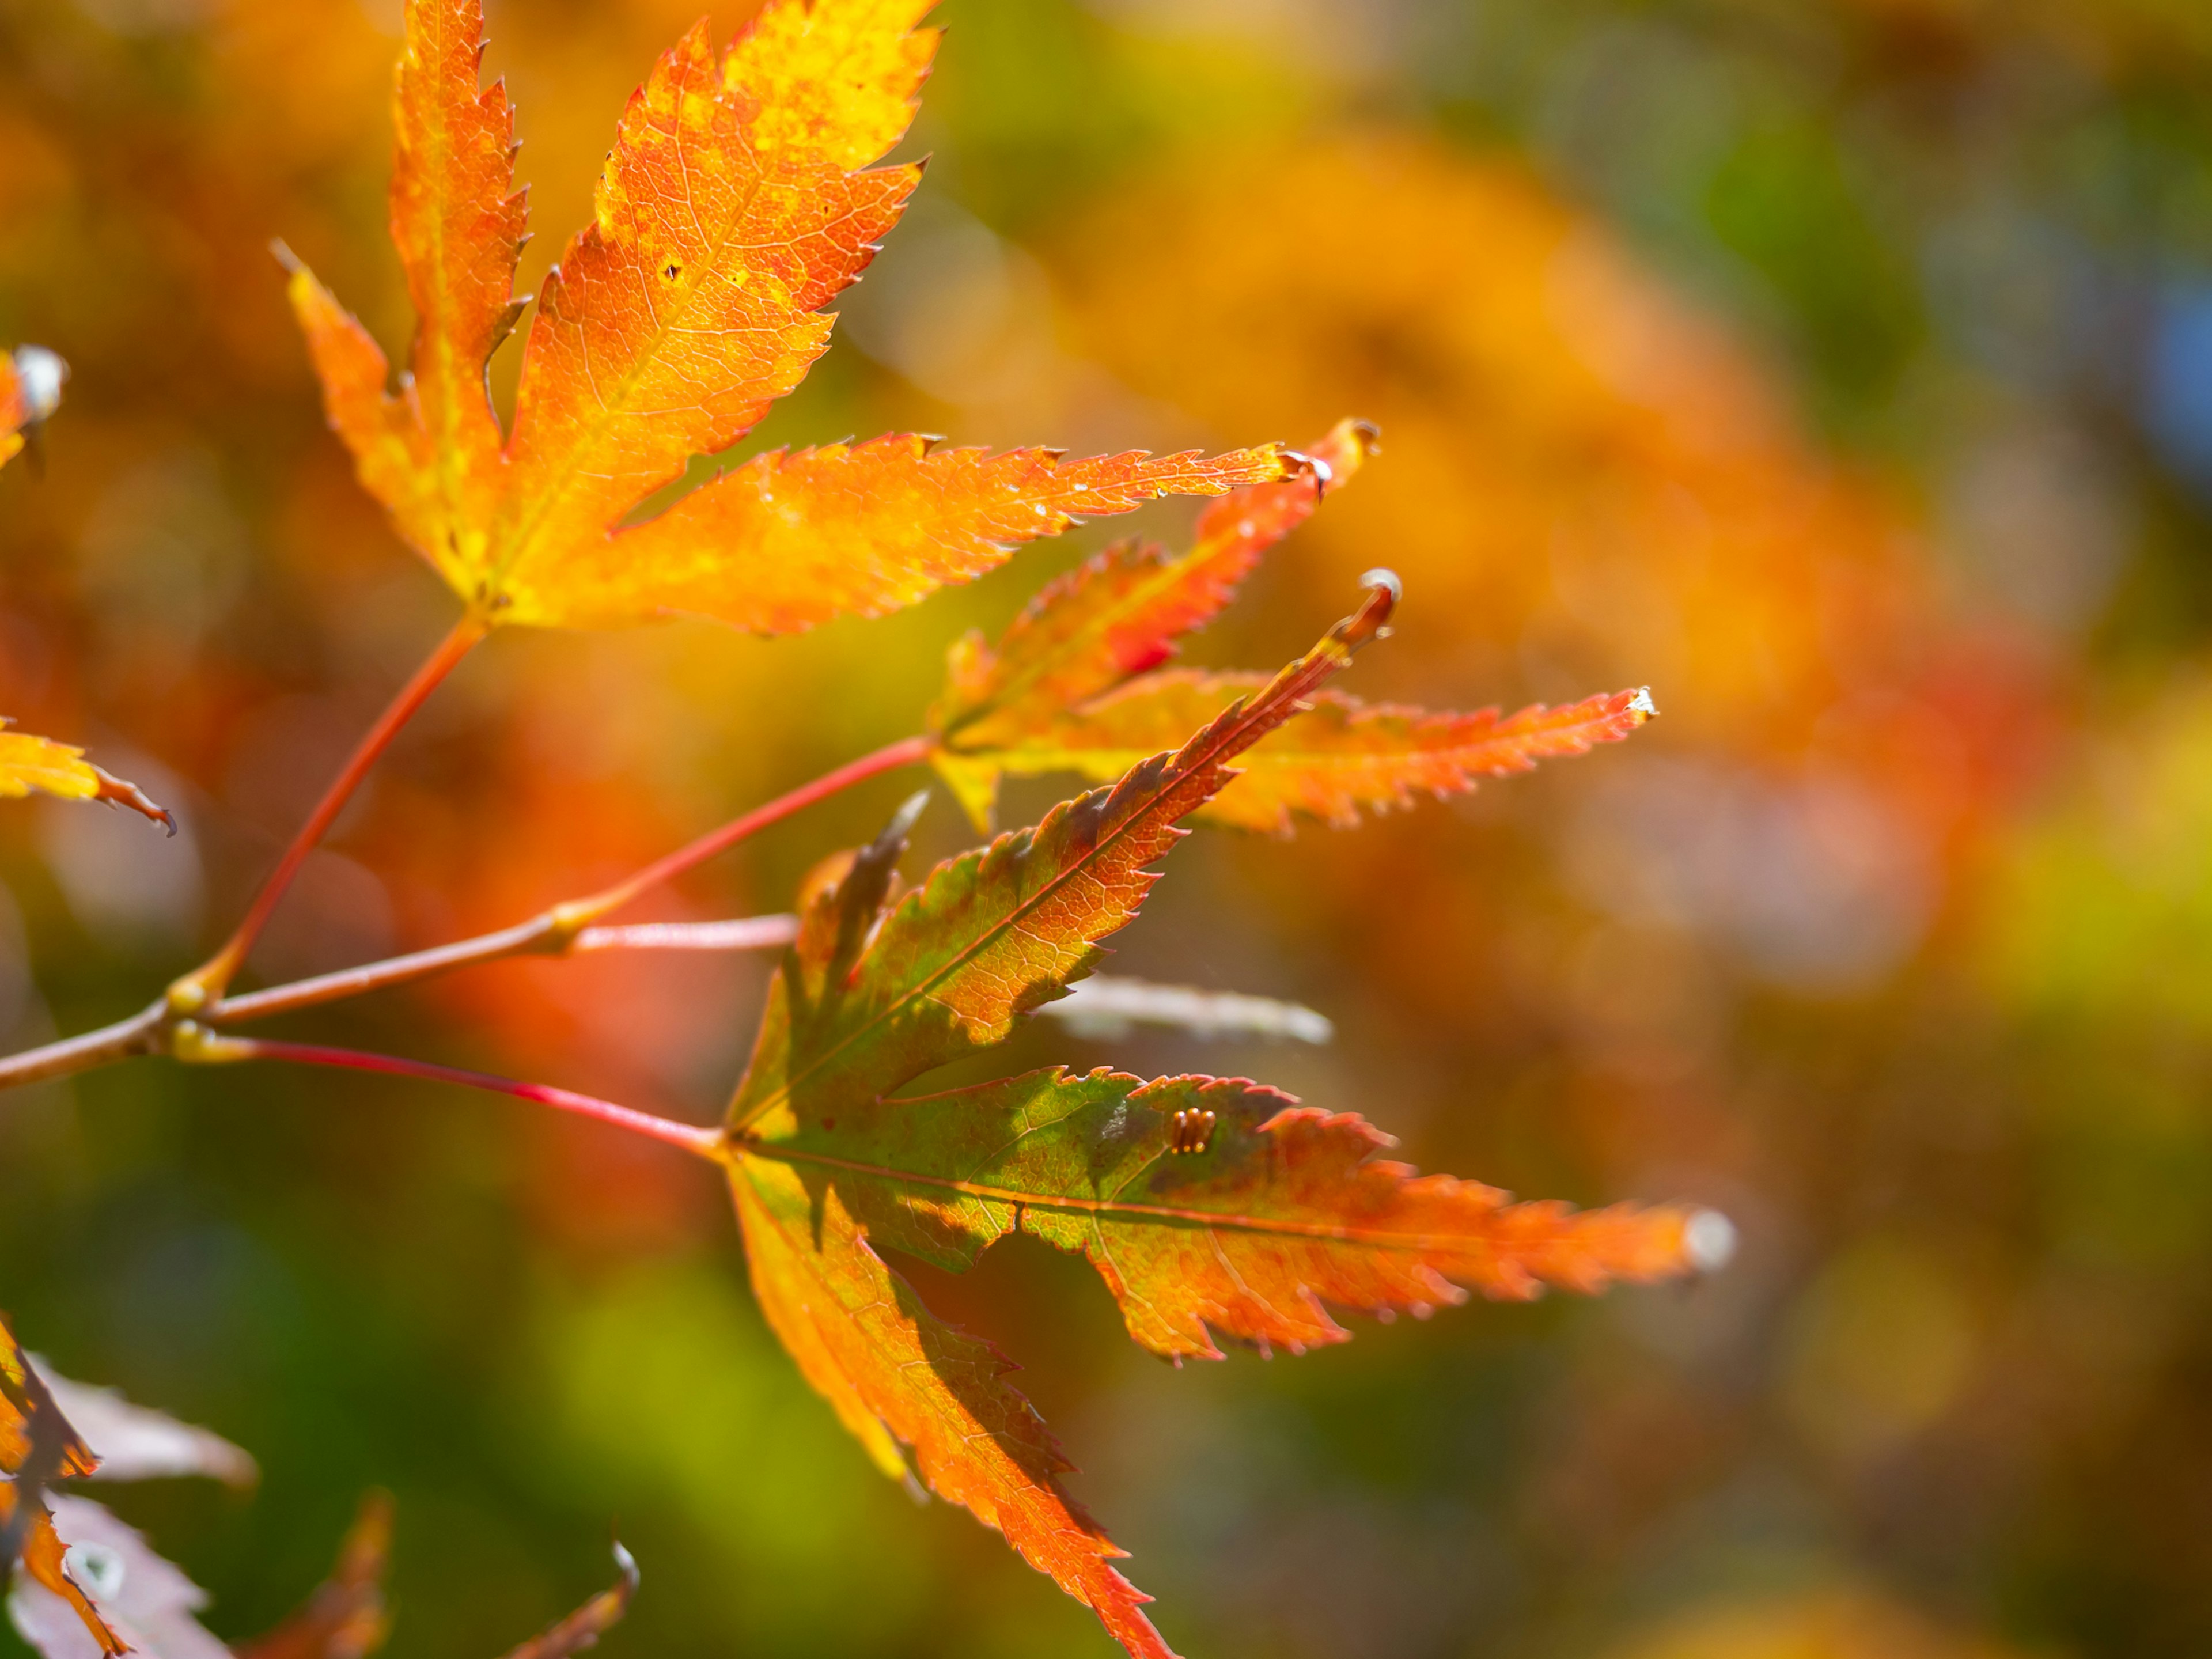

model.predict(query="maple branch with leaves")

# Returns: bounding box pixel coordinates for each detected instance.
[0,2,1735,1654]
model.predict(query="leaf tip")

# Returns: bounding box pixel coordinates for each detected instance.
[1628,685,1658,721]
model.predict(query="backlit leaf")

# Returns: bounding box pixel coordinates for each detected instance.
[287,0,1289,633]
[719,583,1718,1658]
[929,415,1654,832]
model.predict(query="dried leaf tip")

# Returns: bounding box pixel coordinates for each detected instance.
[92,765,176,835]
[1334,570,1400,650]
[1683,1208,1737,1271]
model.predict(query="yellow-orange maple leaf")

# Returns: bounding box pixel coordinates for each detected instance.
[286,0,1290,634]
[930,419,1656,832]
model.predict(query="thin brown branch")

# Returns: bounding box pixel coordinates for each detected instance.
[0,1004,164,1090]
[0,735,922,1090]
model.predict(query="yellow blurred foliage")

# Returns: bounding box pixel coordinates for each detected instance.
[1057,136,1984,758]
[1606,1586,2039,1659]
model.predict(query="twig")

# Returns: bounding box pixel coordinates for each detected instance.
[0,1004,165,1090]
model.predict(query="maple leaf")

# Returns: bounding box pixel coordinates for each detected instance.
[929,418,1658,832]
[0,722,176,833]
[721,584,1722,1658]
[0,345,66,471]
[286,0,1291,634]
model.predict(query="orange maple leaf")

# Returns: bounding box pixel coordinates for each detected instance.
[929,418,1656,831]
[285,0,1292,634]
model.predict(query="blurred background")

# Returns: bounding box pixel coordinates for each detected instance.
[3,0,2211,1654]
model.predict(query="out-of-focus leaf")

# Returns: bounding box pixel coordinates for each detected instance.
[32,1365,256,1489]
[7,1497,226,1659]
[286,0,1289,634]
[930,419,1374,755]
[0,724,176,833]
[494,1543,638,1659]
[0,346,65,471]
[991,677,1660,834]
[1041,975,1334,1044]
[233,1495,392,1659]
[722,582,1720,1657]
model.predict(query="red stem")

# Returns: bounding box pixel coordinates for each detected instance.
[181,617,486,1005]
[223,1037,726,1161]
[562,733,931,926]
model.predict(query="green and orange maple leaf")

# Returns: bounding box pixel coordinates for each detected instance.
[929,418,1658,834]
[719,585,1722,1658]
[285,0,1293,635]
